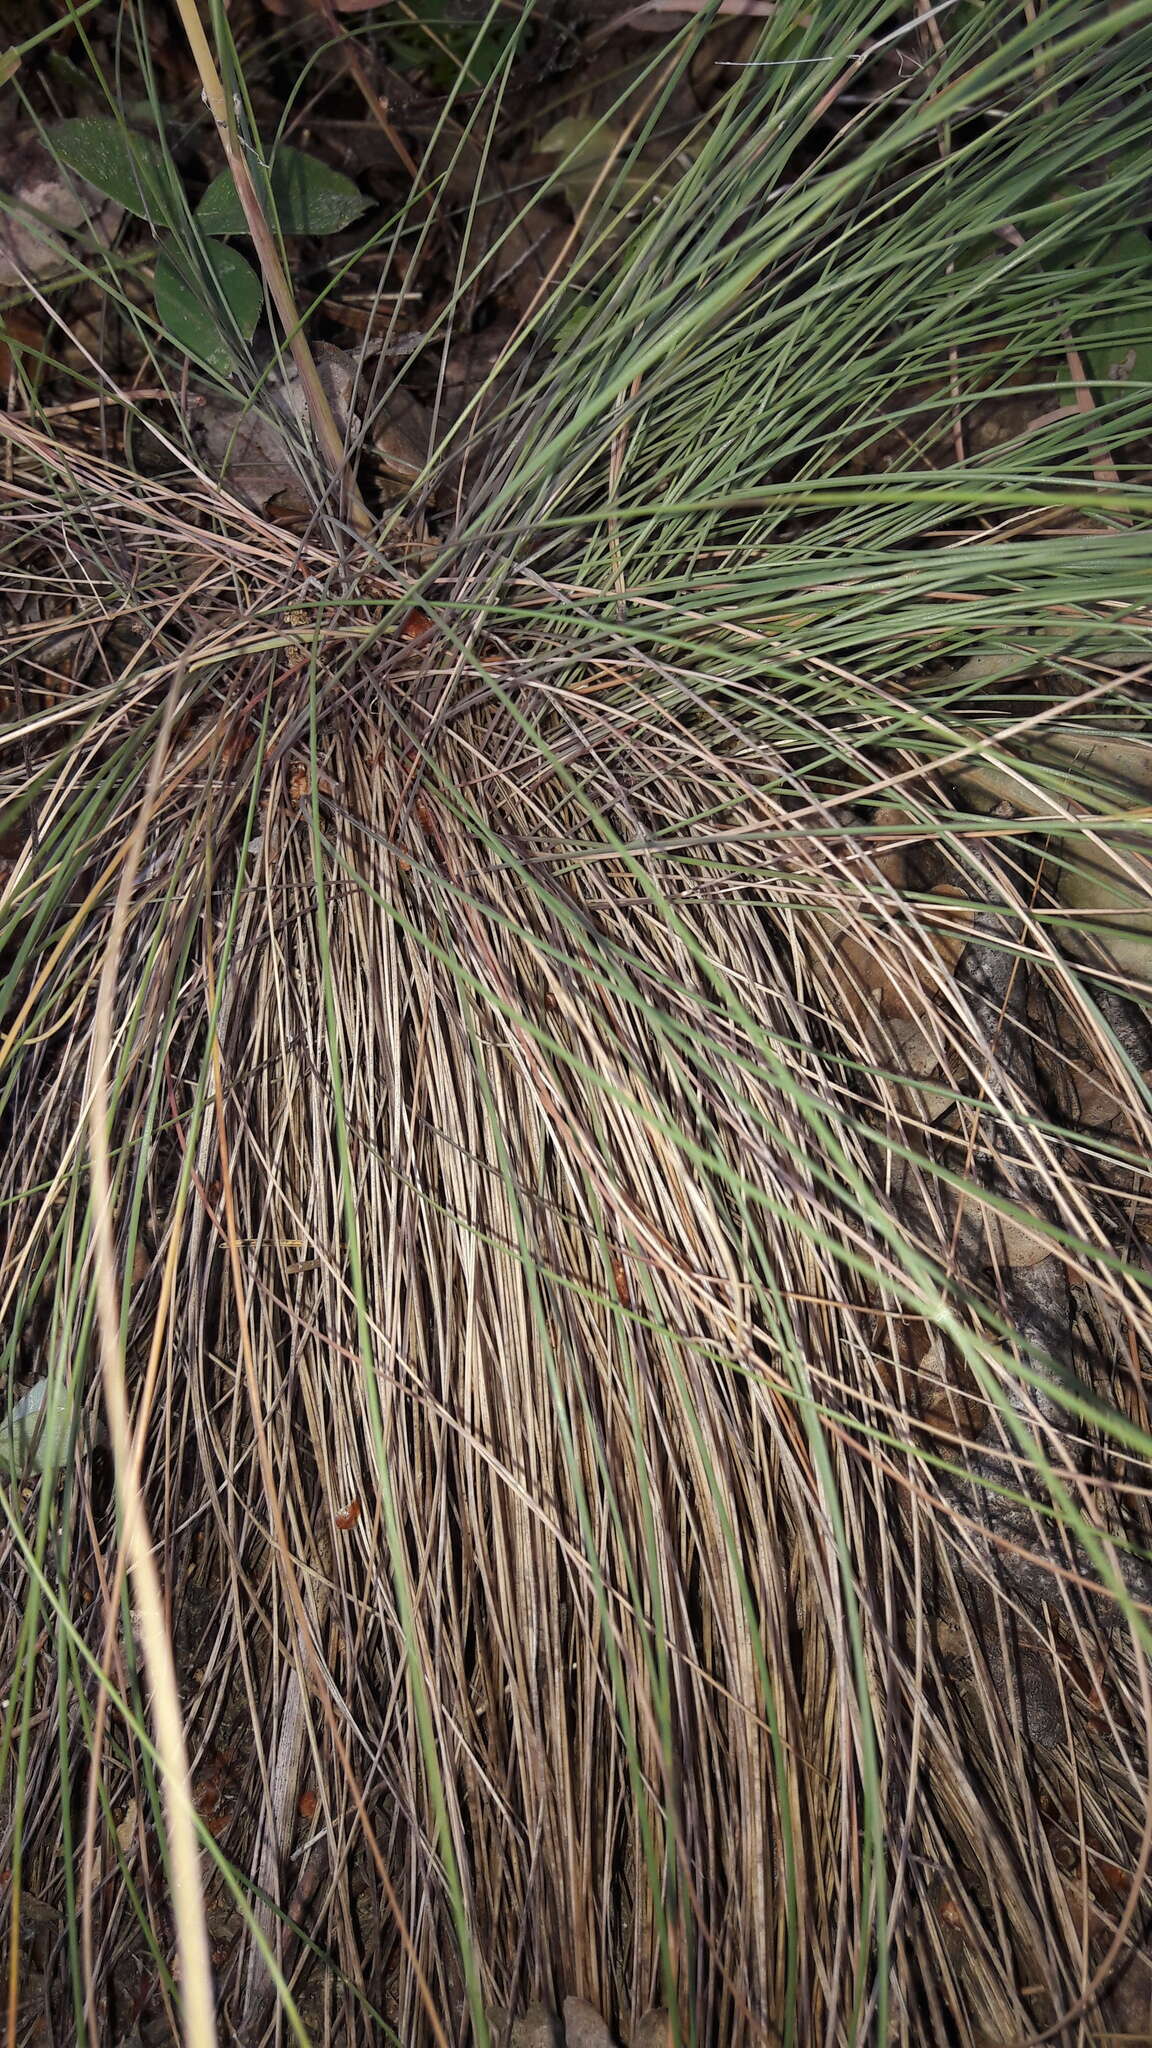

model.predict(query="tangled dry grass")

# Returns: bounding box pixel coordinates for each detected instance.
[4,393,1152,2046]
[4,2,1152,2037]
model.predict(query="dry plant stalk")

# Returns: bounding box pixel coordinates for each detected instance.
[82,668,217,2048]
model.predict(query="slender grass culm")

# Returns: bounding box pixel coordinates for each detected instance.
[3,0,1152,2041]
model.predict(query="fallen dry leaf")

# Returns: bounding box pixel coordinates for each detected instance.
[115,1797,139,1855]
[951,734,1152,985]
[0,131,122,286]
[195,344,361,512]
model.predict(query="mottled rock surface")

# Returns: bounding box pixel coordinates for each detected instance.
[632,2014,672,2048]
[516,2003,565,2047]
[562,1997,616,2046]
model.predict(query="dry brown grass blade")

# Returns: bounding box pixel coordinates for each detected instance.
[83,658,216,2048]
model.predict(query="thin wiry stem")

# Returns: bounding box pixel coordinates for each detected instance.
[85,666,216,2048]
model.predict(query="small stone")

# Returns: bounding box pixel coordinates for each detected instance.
[513,2004,564,2048]
[632,2015,672,2048]
[563,1998,615,2047]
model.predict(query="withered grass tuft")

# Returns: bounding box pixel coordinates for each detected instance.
[4,0,1152,2040]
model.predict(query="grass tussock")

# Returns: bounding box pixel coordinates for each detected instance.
[4,0,1152,2041]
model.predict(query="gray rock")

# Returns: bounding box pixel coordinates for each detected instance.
[632,2015,672,2048]
[563,1998,616,2047]
[514,2004,564,2048]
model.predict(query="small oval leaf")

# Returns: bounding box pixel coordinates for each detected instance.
[50,115,171,223]
[0,1374,73,1481]
[154,237,262,370]
[195,144,367,237]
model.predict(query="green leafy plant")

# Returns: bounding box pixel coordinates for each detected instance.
[49,116,367,372]
[381,0,522,91]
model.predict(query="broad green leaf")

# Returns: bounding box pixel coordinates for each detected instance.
[380,0,519,90]
[49,115,171,223]
[154,237,262,370]
[1080,231,1152,390]
[1043,225,1152,392]
[537,117,689,219]
[195,145,367,237]
[0,1375,72,1481]
[538,117,612,172]
[1086,325,1152,393]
